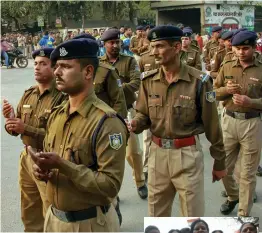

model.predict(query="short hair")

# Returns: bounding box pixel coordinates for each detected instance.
[240,222,257,233]
[169,229,181,233]
[44,31,49,36]
[181,228,191,233]
[120,25,124,28]
[77,58,99,77]
[124,26,131,32]
[190,219,209,233]
[212,230,223,233]
[145,225,160,233]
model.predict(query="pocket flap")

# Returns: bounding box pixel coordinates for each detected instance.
[148,96,162,107]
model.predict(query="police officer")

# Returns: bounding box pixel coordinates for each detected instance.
[210,31,233,79]
[203,26,222,71]
[183,27,200,51]
[214,30,262,216]
[130,25,226,217]
[73,33,127,118]
[28,38,128,232]
[100,28,148,199]
[138,25,154,55]
[130,25,144,63]
[2,48,66,232]
[180,27,202,70]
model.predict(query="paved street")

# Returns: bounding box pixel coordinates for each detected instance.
[1,61,262,232]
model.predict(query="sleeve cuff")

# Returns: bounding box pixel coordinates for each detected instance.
[213,159,226,171]
[249,98,262,110]
[215,87,231,100]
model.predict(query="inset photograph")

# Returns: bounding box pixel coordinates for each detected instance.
[144,217,260,233]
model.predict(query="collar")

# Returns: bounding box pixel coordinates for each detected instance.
[152,62,191,83]
[59,91,97,118]
[232,57,260,68]
[32,80,56,95]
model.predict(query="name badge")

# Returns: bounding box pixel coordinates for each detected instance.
[149,94,160,99]
[44,109,51,113]
[23,105,31,109]
[250,77,259,82]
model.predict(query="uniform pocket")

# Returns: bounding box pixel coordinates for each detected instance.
[38,112,51,128]
[148,96,163,119]
[21,108,33,124]
[173,99,196,124]
[247,83,262,99]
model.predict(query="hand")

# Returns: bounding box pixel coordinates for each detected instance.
[27,146,61,170]
[6,118,24,134]
[212,169,227,183]
[232,94,252,107]
[128,119,137,132]
[32,163,53,181]
[2,99,15,118]
[205,63,211,71]
[226,81,241,94]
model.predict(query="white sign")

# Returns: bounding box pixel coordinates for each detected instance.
[37,16,44,27]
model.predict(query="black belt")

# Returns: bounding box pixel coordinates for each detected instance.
[225,109,260,120]
[51,204,110,222]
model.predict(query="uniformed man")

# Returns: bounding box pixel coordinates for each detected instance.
[2,48,66,232]
[214,30,262,217]
[138,25,154,55]
[203,26,222,71]
[100,28,148,199]
[130,25,227,217]
[28,38,128,232]
[73,33,127,118]
[130,25,144,63]
[180,27,202,70]
[183,27,200,52]
[210,31,233,79]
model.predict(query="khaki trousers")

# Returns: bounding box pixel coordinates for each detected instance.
[143,129,152,173]
[19,149,50,232]
[221,113,262,216]
[148,136,205,217]
[126,108,145,188]
[44,204,119,232]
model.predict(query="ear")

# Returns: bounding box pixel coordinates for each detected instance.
[175,42,182,52]
[83,65,94,81]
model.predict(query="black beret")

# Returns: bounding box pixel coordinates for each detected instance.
[73,33,96,41]
[233,28,248,36]
[50,38,98,63]
[32,48,54,59]
[136,25,144,31]
[101,29,120,41]
[231,30,257,46]
[147,25,183,42]
[221,31,234,40]
[183,27,193,37]
[212,26,222,32]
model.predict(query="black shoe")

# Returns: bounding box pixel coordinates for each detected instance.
[144,172,148,183]
[221,190,228,197]
[254,192,257,203]
[220,199,239,215]
[115,199,122,226]
[138,184,148,199]
[256,165,262,176]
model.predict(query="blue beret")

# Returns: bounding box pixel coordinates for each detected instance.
[73,33,96,41]
[212,26,222,32]
[101,29,120,41]
[183,27,193,37]
[136,25,144,31]
[32,48,54,59]
[231,30,257,46]
[147,25,183,42]
[50,38,98,63]
[221,31,234,40]
[233,28,248,36]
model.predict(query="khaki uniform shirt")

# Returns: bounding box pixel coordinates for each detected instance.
[44,92,128,211]
[6,83,66,150]
[214,57,262,111]
[133,63,226,171]
[180,47,202,71]
[138,37,150,55]
[203,39,219,64]
[100,53,141,111]
[210,48,230,79]
[94,62,127,118]
[139,49,159,72]
[130,36,143,56]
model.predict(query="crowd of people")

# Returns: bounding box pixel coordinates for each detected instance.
[145,219,259,233]
[2,22,262,232]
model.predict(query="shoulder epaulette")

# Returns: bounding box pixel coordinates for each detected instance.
[217,48,226,54]
[93,98,116,117]
[141,69,159,80]
[119,53,133,58]
[140,50,150,56]
[99,62,115,71]
[191,44,200,51]
[187,65,205,81]
[24,85,37,92]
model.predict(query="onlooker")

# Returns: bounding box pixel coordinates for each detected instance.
[181,228,191,233]
[25,34,33,58]
[38,31,54,48]
[190,219,209,233]
[53,32,63,47]
[145,226,160,233]
[239,222,258,233]
[17,33,26,55]
[33,35,40,51]
[195,32,204,54]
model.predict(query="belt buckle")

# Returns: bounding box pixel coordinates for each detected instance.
[162,139,173,149]
[234,112,246,120]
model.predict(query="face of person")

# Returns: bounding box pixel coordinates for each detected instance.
[218,38,225,46]
[54,59,94,95]
[213,31,221,39]
[136,30,143,37]
[151,40,181,65]
[126,28,132,36]
[241,224,257,233]
[193,222,208,233]
[104,39,121,57]
[34,56,54,84]
[120,27,125,34]
[224,38,232,49]
[234,45,255,62]
[181,36,191,48]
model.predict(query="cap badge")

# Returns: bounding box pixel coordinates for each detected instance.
[152,32,157,39]
[39,50,45,57]
[60,47,68,57]
[244,40,249,44]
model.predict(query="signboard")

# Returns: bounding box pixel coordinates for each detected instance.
[37,16,44,27]
[204,4,255,34]
[56,17,62,28]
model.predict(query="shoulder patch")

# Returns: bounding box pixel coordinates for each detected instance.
[206,91,216,103]
[109,133,123,150]
[141,69,159,80]
[99,62,115,71]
